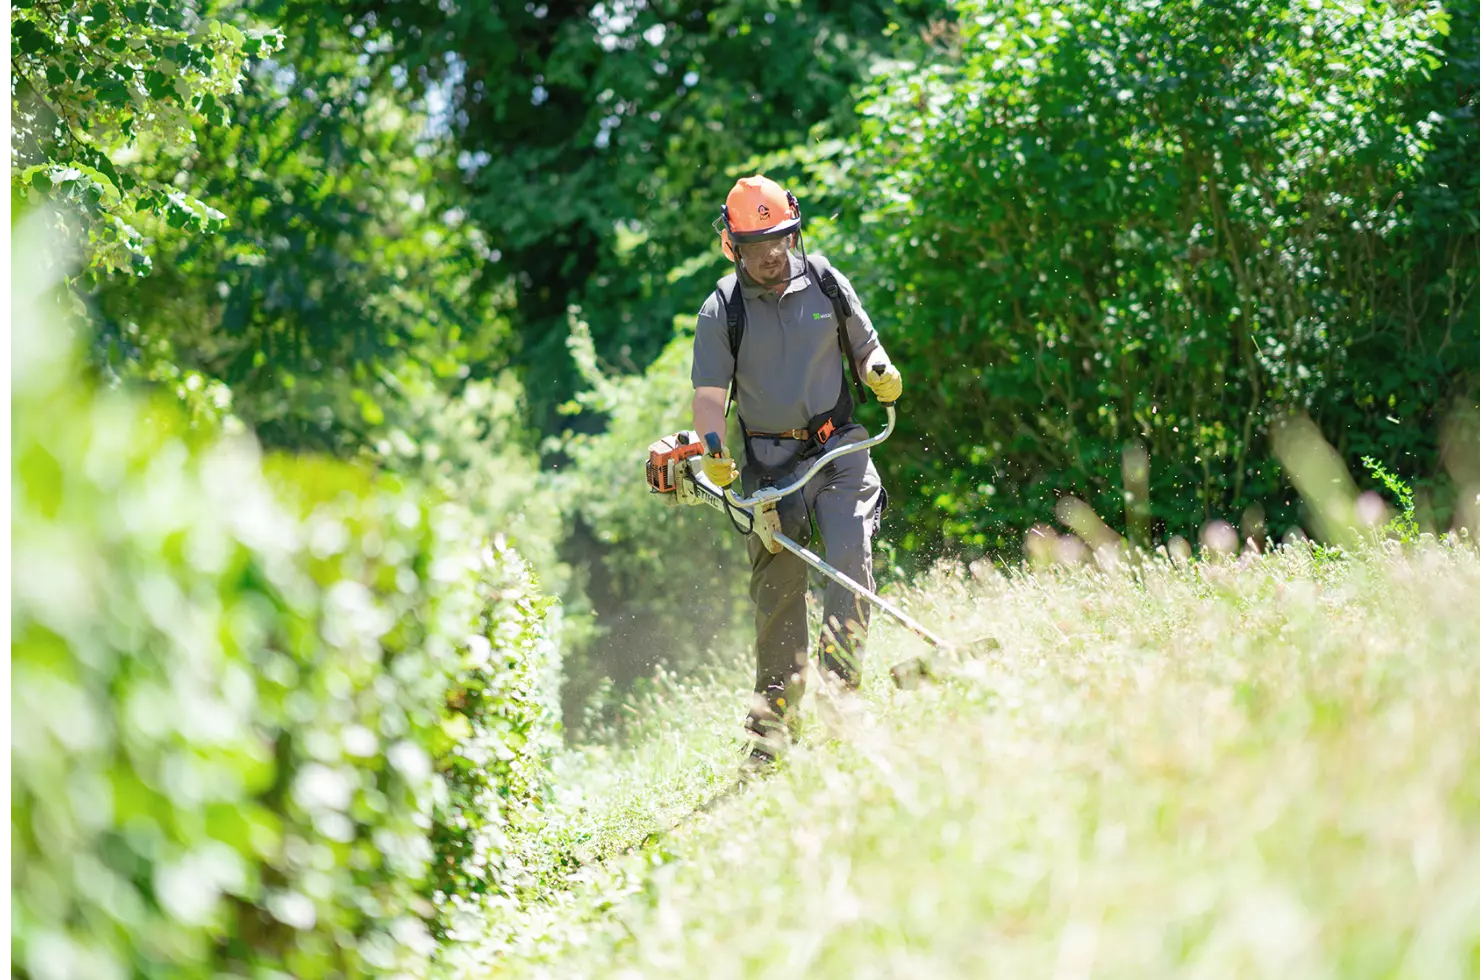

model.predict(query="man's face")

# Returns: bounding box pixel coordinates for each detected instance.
[738,237,791,284]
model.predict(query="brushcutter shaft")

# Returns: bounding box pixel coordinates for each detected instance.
[772,531,952,652]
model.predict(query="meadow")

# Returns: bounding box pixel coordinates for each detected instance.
[442,539,1480,979]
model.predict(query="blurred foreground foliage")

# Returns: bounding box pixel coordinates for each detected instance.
[10,256,558,978]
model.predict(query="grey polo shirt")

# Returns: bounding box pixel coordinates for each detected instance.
[691,254,884,442]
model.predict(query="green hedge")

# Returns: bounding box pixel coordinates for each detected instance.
[822,0,1479,554]
[11,295,555,977]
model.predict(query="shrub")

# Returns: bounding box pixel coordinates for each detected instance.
[822,0,1478,555]
[10,254,554,978]
[423,533,561,922]
[362,363,571,621]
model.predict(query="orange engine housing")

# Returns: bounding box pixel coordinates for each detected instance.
[646,433,704,493]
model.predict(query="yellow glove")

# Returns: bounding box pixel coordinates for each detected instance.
[703,448,739,488]
[866,354,903,403]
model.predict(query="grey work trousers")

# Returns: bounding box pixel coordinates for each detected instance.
[743,425,884,724]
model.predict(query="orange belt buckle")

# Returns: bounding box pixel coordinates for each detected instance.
[817,418,836,442]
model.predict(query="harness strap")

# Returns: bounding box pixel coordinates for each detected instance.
[716,272,743,418]
[808,255,869,407]
[740,395,855,486]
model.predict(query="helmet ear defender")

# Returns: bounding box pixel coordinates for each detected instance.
[717,206,737,261]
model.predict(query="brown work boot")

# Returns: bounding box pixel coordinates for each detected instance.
[741,741,779,775]
[743,719,785,767]
[743,687,804,766]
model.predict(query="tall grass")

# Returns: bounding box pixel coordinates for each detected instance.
[443,539,1479,979]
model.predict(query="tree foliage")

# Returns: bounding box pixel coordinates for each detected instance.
[81,0,510,453]
[822,0,1479,554]
[345,0,947,429]
[11,0,282,276]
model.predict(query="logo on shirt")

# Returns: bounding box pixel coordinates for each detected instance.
[812,311,833,320]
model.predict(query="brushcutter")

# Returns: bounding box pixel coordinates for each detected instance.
[645,397,954,686]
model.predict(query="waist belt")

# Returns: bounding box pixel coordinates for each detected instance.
[745,419,839,444]
[747,426,810,441]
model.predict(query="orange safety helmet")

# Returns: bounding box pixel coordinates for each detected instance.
[714,175,808,287]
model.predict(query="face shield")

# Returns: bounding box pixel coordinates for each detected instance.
[729,227,807,288]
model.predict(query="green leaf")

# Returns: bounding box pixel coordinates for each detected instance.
[22,165,52,192]
[98,77,131,106]
[145,70,171,100]
[75,164,119,204]
[442,713,473,741]
[13,20,54,56]
[82,148,123,191]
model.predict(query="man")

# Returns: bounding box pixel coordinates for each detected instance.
[690,174,903,763]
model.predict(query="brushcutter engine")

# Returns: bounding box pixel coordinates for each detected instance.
[645,430,733,513]
[646,431,704,497]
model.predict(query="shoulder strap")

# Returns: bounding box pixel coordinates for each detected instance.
[806,255,868,405]
[715,273,745,417]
